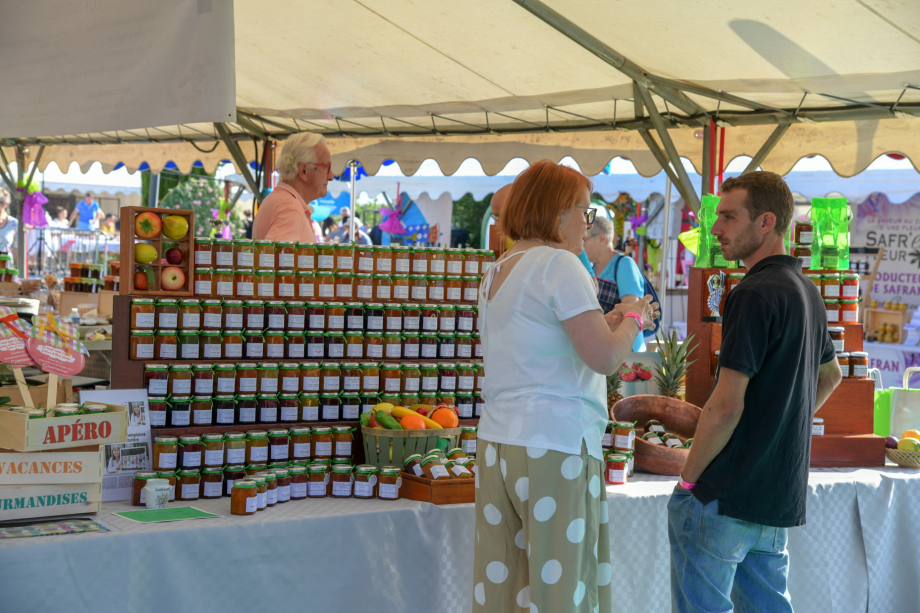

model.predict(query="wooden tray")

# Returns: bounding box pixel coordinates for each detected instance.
[119,206,195,296]
[399,471,474,505]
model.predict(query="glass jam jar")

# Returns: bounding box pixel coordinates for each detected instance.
[474,363,484,392]
[255,271,276,298]
[411,246,429,275]
[794,222,814,245]
[354,273,374,301]
[377,466,400,500]
[257,395,279,424]
[326,332,346,359]
[264,301,286,330]
[194,268,213,296]
[244,331,264,359]
[438,305,457,333]
[427,275,445,303]
[456,333,473,359]
[285,301,305,331]
[419,333,439,359]
[148,396,168,427]
[213,364,236,395]
[299,392,320,421]
[402,303,421,331]
[275,269,295,298]
[194,237,212,266]
[429,248,446,275]
[420,304,439,332]
[296,271,315,299]
[178,331,200,359]
[320,394,341,421]
[445,248,464,275]
[192,365,214,395]
[176,469,201,501]
[265,331,285,358]
[153,436,179,471]
[384,305,403,332]
[365,303,385,331]
[274,241,295,269]
[223,299,244,328]
[344,302,364,331]
[305,332,325,359]
[456,393,474,418]
[334,272,354,300]
[849,351,869,378]
[392,246,411,274]
[391,275,410,302]
[474,393,485,417]
[383,333,402,359]
[277,362,301,393]
[285,334,305,359]
[306,302,326,331]
[145,364,169,396]
[345,331,364,359]
[155,299,178,329]
[355,245,375,273]
[361,393,380,414]
[246,431,270,464]
[840,299,858,323]
[295,242,316,272]
[289,427,312,460]
[402,333,420,359]
[445,276,462,303]
[353,465,378,499]
[822,274,841,299]
[167,398,191,427]
[317,244,335,271]
[213,394,236,425]
[330,464,353,498]
[200,331,222,359]
[438,363,458,392]
[461,276,479,303]
[364,332,383,359]
[409,275,427,302]
[221,329,242,359]
[232,238,254,269]
[463,249,480,276]
[300,362,321,393]
[190,397,213,426]
[242,300,264,329]
[258,363,280,394]
[154,330,178,360]
[360,363,380,393]
[341,362,362,392]
[824,299,840,323]
[234,269,255,298]
[199,299,221,329]
[420,364,440,393]
[372,274,391,302]
[278,394,299,422]
[321,362,341,393]
[455,306,474,332]
[373,245,392,274]
[254,240,275,270]
[457,363,476,392]
[400,363,421,394]
[335,244,355,271]
[381,364,402,394]
[209,237,232,268]
[132,472,158,506]
[223,433,247,465]
[213,268,235,297]
[341,394,361,420]
[178,299,201,330]
[828,326,845,353]
[236,362,258,394]
[316,272,335,299]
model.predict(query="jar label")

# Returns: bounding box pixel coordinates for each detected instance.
[346,344,363,358]
[440,376,456,390]
[236,251,254,268]
[800,231,813,243]
[328,344,344,358]
[216,281,234,296]
[277,283,294,297]
[159,344,177,359]
[853,364,868,378]
[457,402,473,418]
[280,405,298,421]
[477,375,485,387]
[215,252,234,267]
[362,403,376,413]
[346,316,363,330]
[332,481,352,496]
[342,404,359,419]
[279,253,295,268]
[173,379,192,395]
[607,468,627,484]
[386,316,402,330]
[267,314,285,329]
[271,444,289,460]
[367,344,383,358]
[267,489,278,506]
[395,259,410,273]
[335,441,353,455]
[204,449,223,466]
[824,285,840,298]
[842,309,858,323]
[181,344,200,359]
[182,313,200,328]
[601,432,613,447]
[239,407,256,422]
[337,256,354,270]
[158,452,177,468]
[183,453,202,468]
[376,258,392,273]
[304,376,319,391]
[465,261,479,275]
[250,446,268,462]
[225,343,242,358]
[298,255,315,270]
[288,314,305,329]
[282,376,299,392]
[475,402,485,416]
[315,441,333,456]
[404,316,420,330]
[247,314,264,328]
[323,376,340,390]
[422,316,438,331]
[832,339,844,353]
[429,287,444,301]
[614,431,635,450]
[227,448,246,463]
[421,344,437,358]
[344,376,360,390]
[299,283,314,298]
[237,282,254,297]
[322,405,340,420]
[308,481,326,496]
[475,345,483,358]
[257,253,274,268]
[302,406,319,421]
[354,481,373,497]
[261,379,279,393]
[447,261,463,275]
[257,492,266,508]
[393,286,409,300]
[798,256,811,269]
[665,438,683,448]
[367,316,383,330]
[291,482,307,498]
[431,260,445,274]
[318,284,335,298]
[458,317,473,331]
[385,344,401,358]
[385,378,401,392]
[450,464,470,478]
[464,288,479,302]
[812,424,825,436]
[457,345,472,358]
[363,376,379,390]
[459,376,474,390]
[158,313,177,328]
[203,344,221,359]
[359,257,374,272]
[195,379,214,394]
[226,313,243,328]
[826,310,839,323]
[411,287,427,300]
[842,284,859,298]
[404,344,420,358]
[181,483,199,500]
[379,483,398,499]
[171,411,189,428]
[216,408,235,423]
[440,345,455,359]
[309,314,325,329]
[278,485,291,502]
[429,464,450,479]
[461,439,477,453]
[336,284,352,298]
[318,255,335,269]
[195,250,211,265]
[244,496,257,512]
[411,464,424,477]
[203,313,222,328]
[293,442,311,458]
[258,283,274,297]
[150,408,166,426]
[412,260,428,274]
[447,288,462,301]
[239,377,257,392]
[357,285,373,299]
[195,280,212,295]
[246,343,264,358]
[404,378,420,392]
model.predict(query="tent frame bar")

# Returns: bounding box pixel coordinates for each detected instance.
[742,123,791,174]
[215,123,262,202]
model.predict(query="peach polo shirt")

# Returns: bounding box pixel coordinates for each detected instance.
[252,184,318,243]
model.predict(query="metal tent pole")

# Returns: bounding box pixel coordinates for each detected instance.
[658,178,672,331]
[348,160,357,243]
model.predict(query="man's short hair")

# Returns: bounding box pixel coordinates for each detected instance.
[85,191,93,198]
[277,133,327,182]
[720,171,794,235]
[591,215,615,247]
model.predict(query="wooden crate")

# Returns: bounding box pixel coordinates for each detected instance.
[0,402,127,452]
[119,206,195,296]
[59,291,98,319]
[0,482,101,520]
[810,434,886,468]
[361,425,461,470]
[864,308,907,343]
[0,446,104,485]
[399,471,474,505]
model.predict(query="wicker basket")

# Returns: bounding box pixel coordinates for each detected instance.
[361,426,462,470]
[885,448,920,468]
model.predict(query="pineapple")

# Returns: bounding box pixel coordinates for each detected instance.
[606,365,625,410]
[653,331,696,399]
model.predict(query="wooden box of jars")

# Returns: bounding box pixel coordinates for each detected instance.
[0,481,102,521]
[0,401,127,453]
[686,266,885,467]
[399,471,475,505]
[119,206,196,297]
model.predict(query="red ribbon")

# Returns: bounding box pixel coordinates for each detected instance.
[0,313,29,340]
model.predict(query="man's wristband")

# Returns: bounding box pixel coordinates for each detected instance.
[623,312,643,332]
[679,476,696,490]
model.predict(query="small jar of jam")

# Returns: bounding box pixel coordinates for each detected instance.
[438,363,458,393]
[361,362,380,393]
[219,329,241,359]
[317,244,336,271]
[378,274,397,304]
[427,275,446,303]
[177,299,201,330]
[361,393,381,414]
[132,471,159,506]
[236,362,258,394]
[472,332,482,359]
[438,333,456,359]
[194,268,213,296]
[211,364,236,395]
[306,302,326,331]
[373,245,393,274]
[841,273,859,299]
[332,425,354,456]
[402,333,420,359]
[285,334,305,359]
[461,276,479,304]
[463,249,481,276]
[169,364,193,396]
[278,393,299,422]
[177,331,199,359]
[306,332,326,359]
[232,238,254,268]
[223,433,247,465]
[837,352,851,378]
[840,299,858,323]
[148,396,168,427]
[445,276,462,303]
[212,238,234,268]
[341,393,360,420]
[474,363,484,392]
[176,469,201,501]
[199,467,224,499]
[246,430,270,463]
[355,245,375,273]
[409,275,427,302]
[194,237,213,266]
[275,269,295,299]
[167,399,192,427]
[419,332,439,359]
[419,363,439,393]
[794,222,814,245]
[213,268,235,297]
[335,244,355,271]
[824,299,840,324]
[474,393,485,417]
[353,465,378,499]
[258,396,279,427]
[456,333,473,359]
[438,305,455,333]
[252,240,274,270]
[410,247,429,275]
[177,435,203,469]
[278,362,301,393]
[389,245,409,273]
[456,306,475,332]
[384,305,403,332]
[365,303,385,331]
[320,362,342,393]
[255,271,276,298]
[335,272,354,300]
[145,364,169,396]
[828,326,845,353]
[326,302,346,330]
[289,427,312,460]
[213,394,236,425]
[330,464,354,498]
[199,331,222,359]
[383,332,403,359]
[354,273,374,301]
[456,393,474,418]
[258,363,280,394]
[849,351,869,378]
[445,248,464,275]
[420,304,439,332]
[299,392,320,421]
[380,364,402,394]
[198,299,221,329]
[377,466,400,500]
[472,306,480,331]
[315,271,335,299]
[307,463,329,498]
[191,397,213,426]
[822,274,841,299]
[234,269,255,299]
[300,362,321,393]
[155,299,178,329]
[391,274,410,301]
[222,464,246,497]
[272,468,291,503]
[428,247,446,274]
[457,363,476,392]
[792,245,812,269]
[344,302,365,331]
[223,299,244,328]
[274,241,295,269]
[341,362,362,393]
[285,301,305,331]
[364,332,384,359]
[153,436,179,471]
[402,303,421,331]
[296,271,315,299]
[244,330,265,359]
[399,363,421,394]
[154,330,178,360]
[320,394,341,421]
[295,242,316,272]
[243,300,264,329]
[264,301,286,330]
[192,365,214,395]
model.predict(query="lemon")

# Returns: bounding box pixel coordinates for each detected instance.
[162,215,189,240]
[135,243,158,264]
[897,437,920,451]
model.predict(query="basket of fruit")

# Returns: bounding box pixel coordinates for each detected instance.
[119,206,194,295]
[360,402,462,470]
[884,430,920,468]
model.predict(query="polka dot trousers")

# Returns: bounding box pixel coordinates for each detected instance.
[472,440,612,613]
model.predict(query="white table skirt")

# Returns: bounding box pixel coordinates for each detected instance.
[1,467,917,613]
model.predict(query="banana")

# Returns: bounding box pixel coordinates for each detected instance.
[391,406,443,429]
[373,402,395,414]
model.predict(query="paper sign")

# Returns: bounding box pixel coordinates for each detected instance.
[113,507,219,524]
[0,335,34,366]
[27,338,85,377]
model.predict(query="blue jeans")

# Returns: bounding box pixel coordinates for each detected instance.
[667,489,793,613]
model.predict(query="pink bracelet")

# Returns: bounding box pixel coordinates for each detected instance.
[679,477,696,490]
[623,312,644,331]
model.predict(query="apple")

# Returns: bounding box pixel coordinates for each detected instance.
[161,266,186,291]
[165,247,184,265]
[134,270,149,290]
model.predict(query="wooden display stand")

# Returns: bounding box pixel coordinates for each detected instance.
[119,206,195,296]
[686,267,885,468]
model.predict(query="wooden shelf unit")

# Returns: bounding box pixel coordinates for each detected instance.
[119,206,195,296]
[686,267,884,468]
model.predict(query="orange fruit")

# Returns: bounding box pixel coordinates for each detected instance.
[431,407,460,429]
[400,413,427,430]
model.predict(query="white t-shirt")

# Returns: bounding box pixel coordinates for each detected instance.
[477,246,607,461]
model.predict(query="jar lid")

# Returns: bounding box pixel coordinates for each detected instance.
[355,465,378,474]
[200,331,221,337]
[243,300,265,307]
[214,394,236,400]
[254,240,273,246]
[842,273,860,279]
[268,428,289,436]
[233,481,256,489]
[827,326,845,332]
[400,363,420,369]
[178,469,200,476]
[360,362,380,368]
[296,270,314,277]
[295,242,316,248]
[299,361,321,367]
[379,466,400,476]
[279,394,299,400]
[840,299,858,303]
[383,332,401,337]
[298,392,319,397]
[201,468,223,476]
[178,435,200,443]
[421,456,442,467]
[265,331,284,337]
[214,364,237,371]
[157,470,177,477]
[190,395,213,402]
[420,332,438,338]
[257,362,279,369]
[334,271,353,278]
[409,274,426,280]
[332,425,354,432]
[155,436,178,444]
[145,364,168,370]
[316,271,333,277]
[333,243,353,249]
[326,301,344,307]
[850,351,868,357]
[438,362,457,369]
[461,426,478,432]
[236,394,256,399]
[289,466,306,474]
[202,299,223,305]
[275,241,295,246]
[426,275,445,281]
[270,468,289,477]
[366,302,384,308]
[224,432,246,440]
[195,268,213,274]
[246,431,268,439]
[821,273,841,278]
[289,427,311,434]
[170,364,191,370]
[311,426,332,433]
[365,331,382,337]
[320,393,340,399]
[131,330,154,338]
[614,421,637,429]
[392,246,409,251]
[178,330,200,337]
[249,474,266,483]
[223,299,243,305]
[148,396,168,402]
[257,394,278,401]
[813,418,825,424]
[331,465,353,474]
[823,299,839,304]
[201,433,224,442]
[604,453,628,462]
[255,270,275,276]
[308,464,327,473]
[134,471,158,480]
[324,331,344,337]
[382,363,401,370]
[837,352,850,357]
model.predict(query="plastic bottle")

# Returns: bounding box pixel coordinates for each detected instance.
[69,308,80,326]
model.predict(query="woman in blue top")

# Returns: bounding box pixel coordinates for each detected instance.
[583,215,646,351]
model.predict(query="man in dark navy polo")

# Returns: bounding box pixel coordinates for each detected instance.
[667,172,843,613]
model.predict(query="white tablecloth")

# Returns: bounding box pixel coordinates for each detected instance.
[1,467,917,613]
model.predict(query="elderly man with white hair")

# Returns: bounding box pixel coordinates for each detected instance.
[252,133,333,242]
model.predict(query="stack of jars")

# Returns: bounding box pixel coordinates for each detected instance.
[128,298,482,361]
[144,360,486,428]
[190,240,494,305]
[804,272,860,324]
[63,261,102,293]
[603,420,636,485]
